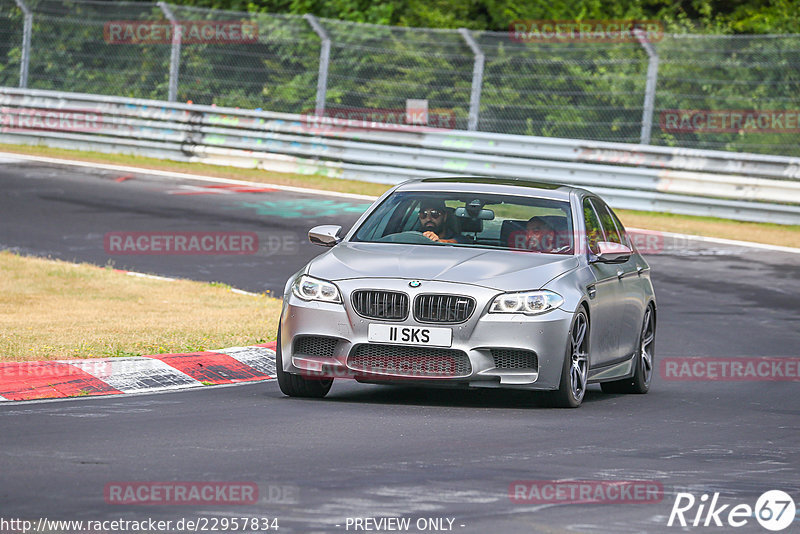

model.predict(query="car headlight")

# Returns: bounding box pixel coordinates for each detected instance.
[489,290,564,315]
[291,274,342,303]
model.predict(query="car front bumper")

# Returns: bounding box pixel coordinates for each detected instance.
[280,278,574,391]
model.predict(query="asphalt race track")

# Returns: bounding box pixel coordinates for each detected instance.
[0,156,373,295]
[1,157,799,533]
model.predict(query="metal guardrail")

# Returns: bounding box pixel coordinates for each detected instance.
[1,87,800,225]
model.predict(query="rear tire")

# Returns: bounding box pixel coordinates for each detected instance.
[600,304,655,395]
[548,309,589,408]
[275,322,333,398]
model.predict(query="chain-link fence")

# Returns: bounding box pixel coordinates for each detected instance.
[1,0,799,156]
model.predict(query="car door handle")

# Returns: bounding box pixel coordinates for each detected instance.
[587,285,596,299]
[637,265,645,275]
[617,269,624,279]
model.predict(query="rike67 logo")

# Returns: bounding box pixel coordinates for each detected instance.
[668,490,796,531]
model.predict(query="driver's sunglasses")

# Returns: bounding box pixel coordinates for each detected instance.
[419,209,443,220]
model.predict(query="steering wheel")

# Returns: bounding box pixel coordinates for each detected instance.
[377,231,440,244]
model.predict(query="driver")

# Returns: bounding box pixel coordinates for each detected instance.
[418,199,469,244]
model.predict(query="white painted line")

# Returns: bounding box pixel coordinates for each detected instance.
[69,357,201,393]
[94,266,263,297]
[0,394,8,401]
[118,270,263,296]
[217,346,276,377]
[230,288,262,297]
[3,150,797,253]
[628,227,800,254]
[123,271,178,282]
[0,151,376,200]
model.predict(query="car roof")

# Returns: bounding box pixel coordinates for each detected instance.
[394,176,589,201]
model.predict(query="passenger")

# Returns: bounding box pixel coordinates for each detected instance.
[418,199,469,244]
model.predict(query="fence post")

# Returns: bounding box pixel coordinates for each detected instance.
[14,0,32,89]
[635,29,659,145]
[158,2,181,102]
[304,14,330,116]
[458,28,484,131]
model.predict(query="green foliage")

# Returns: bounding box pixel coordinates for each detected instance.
[0,0,797,156]
[125,0,800,34]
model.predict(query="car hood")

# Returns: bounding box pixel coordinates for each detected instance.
[307,242,579,291]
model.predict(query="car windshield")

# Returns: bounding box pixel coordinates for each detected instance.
[351,191,574,254]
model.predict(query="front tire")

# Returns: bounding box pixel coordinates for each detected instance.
[601,304,655,394]
[548,309,589,408]
[275,322,333,398]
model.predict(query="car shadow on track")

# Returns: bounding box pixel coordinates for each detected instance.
[266,381,620,409]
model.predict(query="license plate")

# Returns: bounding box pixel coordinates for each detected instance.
[368,324,452,348]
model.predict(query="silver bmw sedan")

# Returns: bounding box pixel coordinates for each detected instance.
[277,177,656,407]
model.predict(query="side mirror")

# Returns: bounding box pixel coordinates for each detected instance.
[594,241,632,263]
[308,225,342,247]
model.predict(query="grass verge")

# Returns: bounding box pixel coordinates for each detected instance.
[0,251,281,362]
[618,210,800,249]
[2,143,799,248]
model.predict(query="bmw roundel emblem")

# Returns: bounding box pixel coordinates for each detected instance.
[409,280,421,288]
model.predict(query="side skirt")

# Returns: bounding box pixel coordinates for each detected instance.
[587,353,636,383]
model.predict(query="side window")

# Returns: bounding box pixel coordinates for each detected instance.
[593,199,622,245]
[582,198,605,255]
[604,204,631,248]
